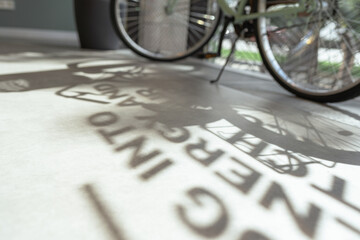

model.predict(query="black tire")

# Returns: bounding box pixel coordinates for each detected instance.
[255,0,360,102]
[111,0,222,61]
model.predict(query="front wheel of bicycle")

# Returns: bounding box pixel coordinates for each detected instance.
[111,0,222,61]
[255,0,360,102]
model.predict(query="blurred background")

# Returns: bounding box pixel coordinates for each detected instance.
[0,0,264,73]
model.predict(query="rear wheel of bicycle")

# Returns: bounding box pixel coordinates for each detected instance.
[111,0,221,61]
[255,0,360,102]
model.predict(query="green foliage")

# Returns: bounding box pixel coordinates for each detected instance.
[221,49,263,61]
[338,0,360,33]
[221,49,360,78]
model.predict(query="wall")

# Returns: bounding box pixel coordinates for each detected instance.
[0,0,75,31]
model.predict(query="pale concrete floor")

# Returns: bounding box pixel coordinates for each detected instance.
[1,39,360,240]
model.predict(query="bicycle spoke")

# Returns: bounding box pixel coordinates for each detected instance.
[113,0,220,60]
[256,0,360,100]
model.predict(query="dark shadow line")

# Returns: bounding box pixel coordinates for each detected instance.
[326,104,360,122]
[82,184,128,240]
[336,218,360,235]
[311,184,360,214]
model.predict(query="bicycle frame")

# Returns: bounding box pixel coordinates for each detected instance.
[218,0,311,24]
[166,0,314,24]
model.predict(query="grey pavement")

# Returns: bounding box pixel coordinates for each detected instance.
[0,39,360,240]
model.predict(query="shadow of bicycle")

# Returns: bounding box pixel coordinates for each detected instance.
[48,56,360,174]
[1,47,360,175]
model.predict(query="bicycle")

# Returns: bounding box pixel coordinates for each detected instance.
[110,0,360,102]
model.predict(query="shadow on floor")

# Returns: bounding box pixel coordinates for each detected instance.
[1,48,360,174]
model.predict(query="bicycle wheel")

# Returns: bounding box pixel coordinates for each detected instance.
[111,0,222,61]
[255,0,360,102]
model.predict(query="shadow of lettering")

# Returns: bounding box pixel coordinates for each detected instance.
[311,173,360,235]
[336,218,360,236]
[176,187,228,238]
[239,230,273,240]
[82,184,128,240]
[215,157,261,194]
[312,175,360,214]
[63,57,360,171]
[185,138,225,167]
[88,112,175,181]
[260,182,321,238]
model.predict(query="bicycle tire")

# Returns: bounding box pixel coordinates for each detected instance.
[111,0,222,61]
[255,0,360,102]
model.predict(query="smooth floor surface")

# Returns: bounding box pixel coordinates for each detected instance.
[1,39,360,240]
